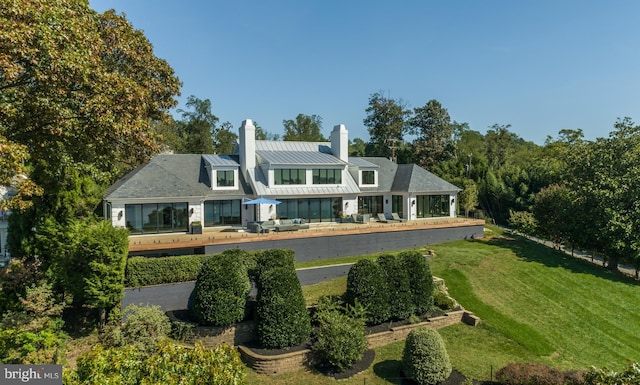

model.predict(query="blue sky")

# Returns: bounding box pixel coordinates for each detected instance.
[89,1,640,144]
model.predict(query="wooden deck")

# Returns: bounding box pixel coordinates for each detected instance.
[128,217,485,253]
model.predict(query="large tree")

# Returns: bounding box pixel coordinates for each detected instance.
[409,99,455,168]
[1,0,180,320]
[176,95,218,154]
[282,114,326,141]
[363,92,409,160]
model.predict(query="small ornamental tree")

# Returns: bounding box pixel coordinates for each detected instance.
[402,327,452,385]
[192,250,250,326]
[377,254,414,320]
[345,259,390,325]
[400,250,434,314]
[255,266,311,349]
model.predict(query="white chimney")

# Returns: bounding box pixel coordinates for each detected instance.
[239,119,256,173]
[331,124,349,162]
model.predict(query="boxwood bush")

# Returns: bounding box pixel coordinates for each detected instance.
[402,327,452,385]
[344,259,390,325]
[255,266,311,349]
[400,250,434,314]
[377,254,414,320]
[191,249,251,326]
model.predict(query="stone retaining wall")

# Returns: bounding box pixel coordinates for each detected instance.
[236,309,479,376]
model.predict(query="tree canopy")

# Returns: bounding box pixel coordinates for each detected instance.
[282,114,326,141]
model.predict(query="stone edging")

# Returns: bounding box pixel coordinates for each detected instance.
[238,309,480,376]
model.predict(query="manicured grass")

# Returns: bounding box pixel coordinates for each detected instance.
[301,276,347,306]
[248,230,640,383]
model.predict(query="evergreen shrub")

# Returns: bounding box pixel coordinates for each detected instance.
[192,250,251,326]
[402,327,452,385]
[251,248,295,284]
[400,250,434,314]
[312,305,367,372]
[255,266,311,349]
[377,254,414,320]
[344,259,390,324]
[100,304,171,354]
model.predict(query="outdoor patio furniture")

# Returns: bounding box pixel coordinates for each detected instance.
[391,213,407,222]
[376,213,388,223]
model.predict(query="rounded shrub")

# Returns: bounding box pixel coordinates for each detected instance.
[402,327,452,385]
[312,306,367,372]
[345,259,390,325]
[100,304,171,354]
[255,266,311,349]
[399,250,434,314]
[192,251,250,326]
[377,254,414,320]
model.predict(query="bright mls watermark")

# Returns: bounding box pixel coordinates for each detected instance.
[0,365,62,384]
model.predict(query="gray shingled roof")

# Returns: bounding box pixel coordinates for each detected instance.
[104,154,252,200]
[392,164,461,193]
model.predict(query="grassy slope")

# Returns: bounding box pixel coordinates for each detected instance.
[245,230,640,383]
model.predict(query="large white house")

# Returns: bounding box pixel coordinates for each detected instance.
[103,120,461,235]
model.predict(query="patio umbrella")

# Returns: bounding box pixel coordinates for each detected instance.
[244,197,281,221]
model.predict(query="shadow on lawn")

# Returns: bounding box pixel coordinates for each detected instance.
[484,235,638,286]
[373,360,409,384]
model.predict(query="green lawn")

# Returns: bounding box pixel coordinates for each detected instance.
[247,230,640,384]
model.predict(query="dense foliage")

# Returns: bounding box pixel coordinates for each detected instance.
[255,265,311,349]
[377,254,413,320]
[311,298,368,372]
[125,254,215,287]
[251,248,295,283]
[0,281,67,364]
[192,250,251,326]
[400,250,434,314]
[402,327,452,385]
[99,304,171,355]
[344,259,391,325]
[66,341,245,385]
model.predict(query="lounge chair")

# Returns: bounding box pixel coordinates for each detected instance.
[391,213,407,222]
[376,213,388,223]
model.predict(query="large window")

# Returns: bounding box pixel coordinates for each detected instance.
[416,194,450,218]
[216,170,235,187]
[276,197,342,222]
[361,170,375,185]
[125,202,188,234]
[357,196,383,215]
[204,200,241,226]
[274,169,306,185]
[312,169,342,184]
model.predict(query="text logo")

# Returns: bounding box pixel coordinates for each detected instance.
[0,365,62,384]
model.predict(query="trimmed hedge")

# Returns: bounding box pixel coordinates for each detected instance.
[402,327,452,385]
[255,265,311,349]
[192,250,251,326]
[400,250,434,314]
[125,254,215,287]
[377,254,414,320]
[251,248,295,285]
[344,259,390,325]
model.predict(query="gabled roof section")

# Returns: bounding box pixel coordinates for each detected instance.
[255,140,333,153]
[392,164,461,193]
[352,157,398,192]
[104,154,252,200]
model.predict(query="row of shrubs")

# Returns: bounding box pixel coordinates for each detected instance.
[192,248,311,349]
[125,254,218,287]
[345,250,435,324]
